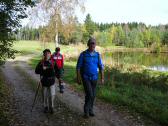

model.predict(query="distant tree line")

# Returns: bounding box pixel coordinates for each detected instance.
[15,27,40,40]
[16,13,168,50]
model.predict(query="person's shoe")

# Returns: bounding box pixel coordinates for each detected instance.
[83,113,89,119]
[89,112,95,117]
[49,107,54,114]
[44,107,48,113]
[59,85,64,93]
[59,84,64,94]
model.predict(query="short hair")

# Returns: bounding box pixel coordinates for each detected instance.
[87,37,96,46]
[55,47,60,52]
[43,49,51,56]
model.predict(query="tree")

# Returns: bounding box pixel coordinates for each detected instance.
[84,14,96,36]
[33,0,85,47]
[68,23,83,44]
[0,0,35,64]
[15,26,40,41]
[94,31,112,46]
[162,31,168,45]
[142,29,151,47]
[126,29,144,48]
[111,25,125,46]
[61,16,79,44]
[150,29,161,46]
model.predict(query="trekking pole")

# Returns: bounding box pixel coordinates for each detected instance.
[31,80,41,112]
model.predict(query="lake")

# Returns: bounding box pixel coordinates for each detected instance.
[102,52,168,72]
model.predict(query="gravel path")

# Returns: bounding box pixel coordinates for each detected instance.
[1,60,92,126]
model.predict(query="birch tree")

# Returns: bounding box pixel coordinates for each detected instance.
[34,0,85,47]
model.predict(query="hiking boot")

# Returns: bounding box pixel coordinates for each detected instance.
[49,107,54,114]
[60,89,64,93]
[83,113,89,119]
[44,107,48,113]
[59,84,64,94]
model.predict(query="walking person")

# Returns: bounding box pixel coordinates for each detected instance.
[52,47,64,93]
[76,37,104,118]
[35,49,56,114]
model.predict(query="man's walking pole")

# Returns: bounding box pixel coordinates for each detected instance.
[31,81,41,112]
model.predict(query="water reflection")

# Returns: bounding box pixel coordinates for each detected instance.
[102,52,168,72]
[148,66,168,72]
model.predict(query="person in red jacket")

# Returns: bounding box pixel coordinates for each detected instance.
[52,47,64,93]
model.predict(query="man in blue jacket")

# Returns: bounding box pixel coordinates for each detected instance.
[76,37,104,118]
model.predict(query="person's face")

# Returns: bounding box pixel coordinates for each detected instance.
[56,50,60,54]
[44,52,51,60]
[88,42,96,51]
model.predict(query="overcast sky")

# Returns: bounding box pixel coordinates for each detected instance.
[76,0,168,26]
[22,0,168,27]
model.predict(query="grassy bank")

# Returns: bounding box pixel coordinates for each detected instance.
[0,72,23,125]
[101,67,168,125]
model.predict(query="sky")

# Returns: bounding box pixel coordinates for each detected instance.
[76,0,168,26]
[22,0,168,27]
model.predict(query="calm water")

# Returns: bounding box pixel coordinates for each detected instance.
[102,52,168,72]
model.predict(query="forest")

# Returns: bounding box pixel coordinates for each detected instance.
[15,14,168,51]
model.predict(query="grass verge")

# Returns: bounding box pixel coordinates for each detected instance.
[0,70,25,125]
[0,70,10,126]
[98,69,168,125]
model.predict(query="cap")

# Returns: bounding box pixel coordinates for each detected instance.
[43,49,51,55]
[87,37,96,46]
[55,47,60,52]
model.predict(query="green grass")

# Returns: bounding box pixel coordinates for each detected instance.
[101,68,168,125]
[28,56,41,68]
[13,40,55,55]
[13,40,88,56]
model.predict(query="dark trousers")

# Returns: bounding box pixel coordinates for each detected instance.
[82,79,97,114]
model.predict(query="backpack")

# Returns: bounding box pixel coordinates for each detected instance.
[35,59,54,75]
[35,61,43,75]
[80,51,100,75]
[52,53,64,69]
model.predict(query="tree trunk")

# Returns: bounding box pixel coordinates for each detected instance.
[55,13,59,47]
[55,31,58,47]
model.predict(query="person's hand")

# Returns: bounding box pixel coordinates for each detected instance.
[43,66,47,70]
[76,70,82,85]
[77,77,82,85]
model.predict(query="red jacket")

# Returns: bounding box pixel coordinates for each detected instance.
[51,53,64,69]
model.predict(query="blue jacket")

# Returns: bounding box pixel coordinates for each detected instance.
[76,49,104,80]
